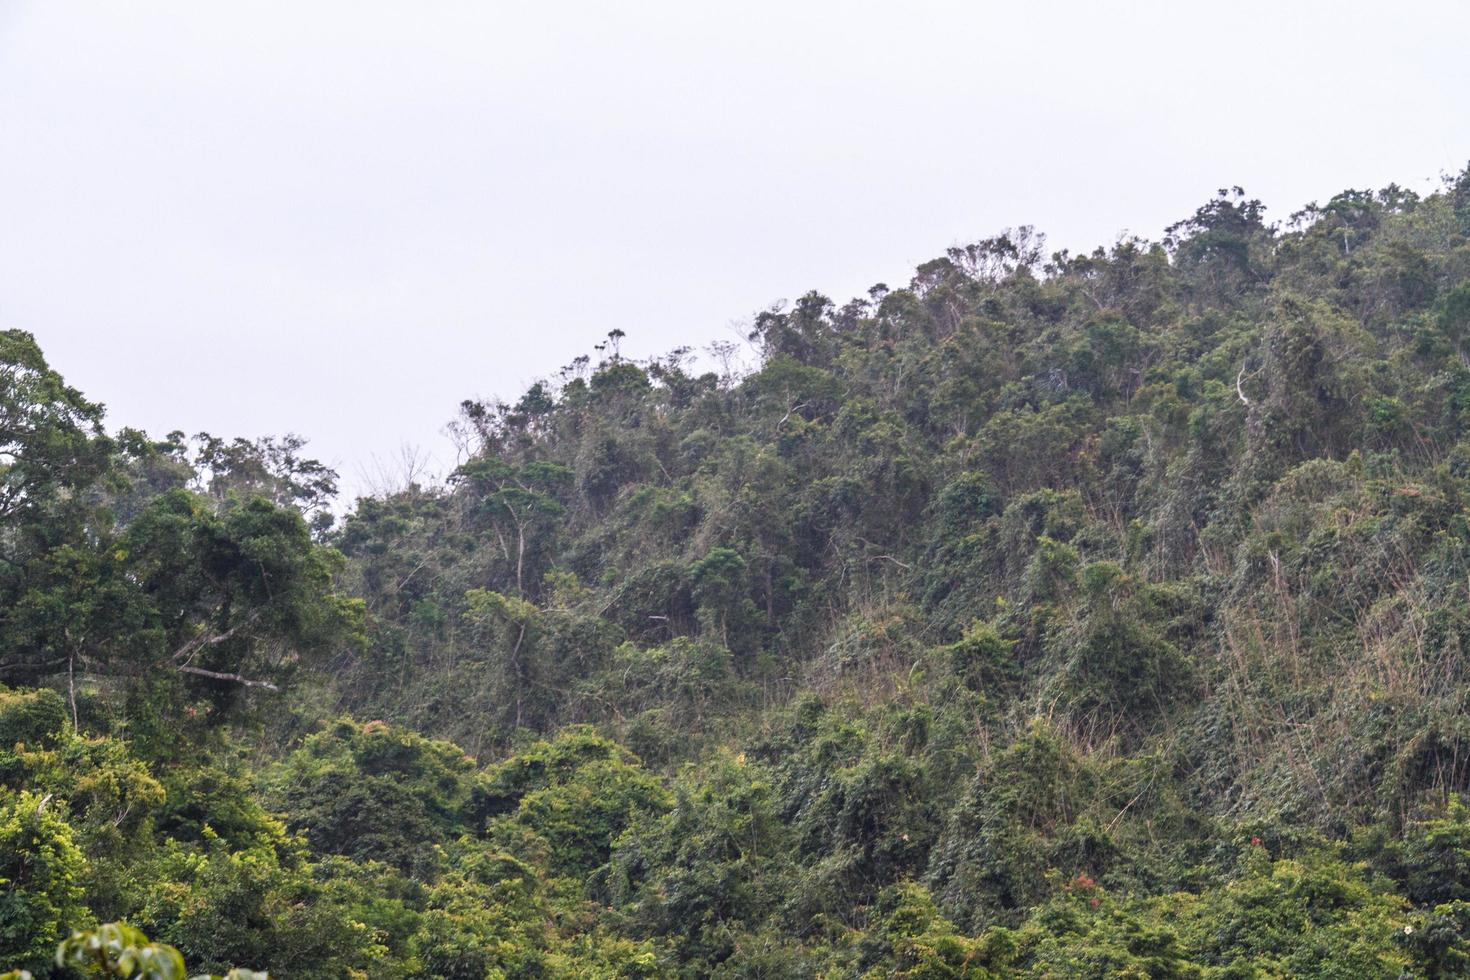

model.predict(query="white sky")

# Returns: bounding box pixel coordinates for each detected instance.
[2,1,1468,500]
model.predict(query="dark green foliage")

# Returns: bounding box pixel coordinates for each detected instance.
[0,689,67,751]
[928,721,1109,925]
[854,882,1017,978]
[1040,564,1196,737]
[0,331,111,531]
[274,719,480,876]
[1371,796,1470,906]
[606,751,790,968]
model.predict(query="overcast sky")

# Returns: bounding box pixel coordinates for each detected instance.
[2,1,1468,500]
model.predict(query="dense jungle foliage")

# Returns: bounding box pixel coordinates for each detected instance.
[8,167,1470,976]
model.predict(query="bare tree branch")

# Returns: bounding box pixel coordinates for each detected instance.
[176,664,279,690]
[169,610,263,665]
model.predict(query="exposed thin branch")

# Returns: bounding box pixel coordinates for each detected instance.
[169,611,263,665]
[67,651,78,729]
[176,664,279,690]
[0,657,68,675]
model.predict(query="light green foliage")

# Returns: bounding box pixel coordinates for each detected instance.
[1162,845,1416,978]
[1008,880,1201,979]
[0,793,85,974]
[855,882,1017,979]
[134,834,383,979]
[482,726,670,878]
[1,724,166,921]
[54,922,265,979]
[407,851,555,980]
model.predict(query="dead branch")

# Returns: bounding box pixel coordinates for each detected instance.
[176,664,280,690]
[169,611,263,665]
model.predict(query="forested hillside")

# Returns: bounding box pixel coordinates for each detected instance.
[7,169,1470,977]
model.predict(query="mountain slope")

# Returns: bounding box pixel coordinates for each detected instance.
[5,170,1470,976]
